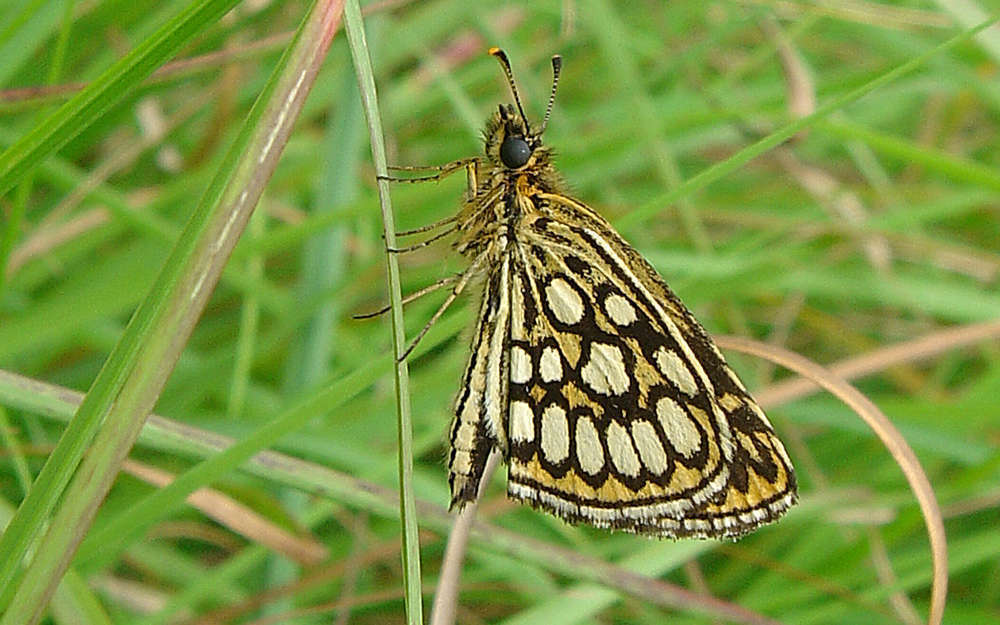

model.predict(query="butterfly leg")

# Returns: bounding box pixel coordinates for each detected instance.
[382,158,478,244]
[395,215,457,237]
[353,274,461,319]
[388,158,477,245]
[397,253,487,361]
[463,160,478,200]
[379,158,481,184]
[387,223,457,253]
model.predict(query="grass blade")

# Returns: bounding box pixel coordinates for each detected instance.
[0,0,242,197]
[0,2,345,622]
[344,1,424,623]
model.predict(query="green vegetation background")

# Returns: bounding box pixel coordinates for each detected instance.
[1,0,998,623]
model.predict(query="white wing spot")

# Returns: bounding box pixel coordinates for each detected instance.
[453,420,475,448]
[607,421,641,477]
[655,347,698,395]
[604,293,637,326]
[539,346,563,383]
[575,416,604,475]
[510,400,535,443]
[545,278,584,325]
[581,342,630,395]
[452,449,472,474]
[540,404,569,464]
[511,346,532,384]
[655,396,701,457]
[631,420,668,475]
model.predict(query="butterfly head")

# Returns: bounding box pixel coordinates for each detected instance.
[484,48,562,172]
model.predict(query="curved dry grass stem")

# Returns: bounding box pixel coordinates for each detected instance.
[755,319,1000,407]
[430,451,501,625]
[715,335,948,625]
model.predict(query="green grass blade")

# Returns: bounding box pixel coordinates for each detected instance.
[0,2,345,622]
[344,1,424,623]
[0,0,242,197]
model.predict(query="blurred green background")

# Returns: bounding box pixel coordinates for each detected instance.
[1,0,999,623]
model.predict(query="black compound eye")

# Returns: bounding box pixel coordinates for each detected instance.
[500,135,532,168]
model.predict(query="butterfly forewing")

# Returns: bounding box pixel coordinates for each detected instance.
[494,200,795,537]
[396,50,796,538]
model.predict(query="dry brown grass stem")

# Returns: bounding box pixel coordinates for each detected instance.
[753,319,1000,408]
[430,451,501,625]
[715,335,948,625]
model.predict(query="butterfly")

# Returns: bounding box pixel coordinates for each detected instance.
[376,48,797,538]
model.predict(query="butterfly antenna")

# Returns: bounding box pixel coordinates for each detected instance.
[538,55,562,135]
[489,47,529,126]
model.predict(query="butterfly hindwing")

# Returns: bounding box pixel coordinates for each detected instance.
[448,254,511,507]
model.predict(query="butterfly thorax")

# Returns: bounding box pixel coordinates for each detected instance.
[453,106,563,259]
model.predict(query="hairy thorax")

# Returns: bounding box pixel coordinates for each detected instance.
[453,149,561,261]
